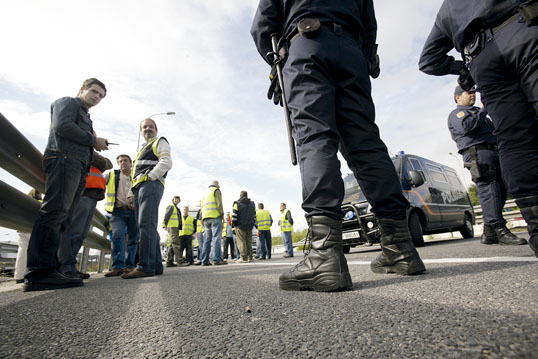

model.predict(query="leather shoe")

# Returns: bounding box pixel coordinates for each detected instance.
[123,267,135,273]
[104,268,123,277]
[212,261,228,266]
[23,270,83,292]
[121,269,154,279]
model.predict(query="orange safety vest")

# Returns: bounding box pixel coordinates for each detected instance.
[85,167,106,189]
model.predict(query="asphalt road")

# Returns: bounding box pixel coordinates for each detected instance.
[1,235,537,359]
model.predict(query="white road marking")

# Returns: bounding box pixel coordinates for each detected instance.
[236,256,538,266]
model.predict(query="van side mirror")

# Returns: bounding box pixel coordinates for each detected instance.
[407,170,424,188]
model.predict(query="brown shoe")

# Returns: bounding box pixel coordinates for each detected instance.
[212,260,228,266]
[121,269,154,279]
[123,267,135,273]
[104,268,123,277]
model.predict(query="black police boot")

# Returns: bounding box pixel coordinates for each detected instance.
[515,196,538,258]
[279,216,352,292]
[371,218,426,275]
[481,224,498,244]
[492,223,527,245]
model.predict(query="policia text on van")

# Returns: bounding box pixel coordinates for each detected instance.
[341,152,475,251]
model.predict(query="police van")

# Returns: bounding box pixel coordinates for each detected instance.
[341,152,475,251]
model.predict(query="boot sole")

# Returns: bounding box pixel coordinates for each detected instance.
[23,281,84,292]
[279,272,353,292]
[371,260,426,275]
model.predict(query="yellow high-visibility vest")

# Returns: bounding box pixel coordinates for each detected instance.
[180,216,195,236]
[280,209,293,232]
[104,170,120,213]
[162,204,180,228]
[256,209,272,231]
[131,137,168,188]
[201,187,220,219]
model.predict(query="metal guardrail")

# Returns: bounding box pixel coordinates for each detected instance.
[0,112,110,272]
[473,199,525,226]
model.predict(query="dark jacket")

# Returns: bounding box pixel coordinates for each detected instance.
[232,196,256,230]
[448,105,497,152]
[44,97,96,165]
[251,0,377,65]
[419,0,519,76]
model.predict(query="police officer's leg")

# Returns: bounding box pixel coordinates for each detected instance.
[333,34,424,275]
[476,151,525,245]
[279,33,352,291]
[469,23,538,256]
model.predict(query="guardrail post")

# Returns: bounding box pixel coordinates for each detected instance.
[98,250,106,273]
[80,247,90,273]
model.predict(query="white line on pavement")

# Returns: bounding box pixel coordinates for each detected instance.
[240,256,538,266]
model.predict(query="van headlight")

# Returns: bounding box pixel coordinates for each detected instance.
[345,210,355,220]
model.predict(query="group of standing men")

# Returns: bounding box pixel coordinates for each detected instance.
[23,78,173,291]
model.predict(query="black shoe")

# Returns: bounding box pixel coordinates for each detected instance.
[481,224,498,245]
[155,269,164,275]
[76,271,90,280]
[15,279,24,284]
[371,218,426,275]
[23,270,83,292]
[279,216,353,292]
[493,223,527,245]
[166,263,177,267]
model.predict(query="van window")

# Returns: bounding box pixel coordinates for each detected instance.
[426,163,448,183]
[445,170,462,186]
[408,158,427,183]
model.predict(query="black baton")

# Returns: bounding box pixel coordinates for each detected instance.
[270,33,297,166]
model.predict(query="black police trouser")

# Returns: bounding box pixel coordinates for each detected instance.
[469,19,538,198]
[463,149,507,225]
[282,30,409,220]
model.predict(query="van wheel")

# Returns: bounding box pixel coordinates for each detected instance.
[460,214,474,239]
[343,245,351,254]
[409,212,425,247]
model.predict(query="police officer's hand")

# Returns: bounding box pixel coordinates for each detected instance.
[368,54,380,79]
[267,65,283,106]
[367,44,380,79]
[458,67,475,91]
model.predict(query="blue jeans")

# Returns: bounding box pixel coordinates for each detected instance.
[110,207,139,269]
[202,218,222,263]
[258,230,272,259]
[197,232,205,261]
[134,180,164,274]
[233,233,240,258]
[57,196,97,273]
[282,231,293,256]
[26,156,87,279]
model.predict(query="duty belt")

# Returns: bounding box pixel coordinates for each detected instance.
[464,12,518,63]
[288,22,358,45]
[460,144,498,155]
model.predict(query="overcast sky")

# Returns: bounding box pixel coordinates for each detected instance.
[0,0,468,240]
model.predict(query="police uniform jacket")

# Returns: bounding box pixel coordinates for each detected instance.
[419,0,520,76]
[448,105,497,152]
[250,0,377,64]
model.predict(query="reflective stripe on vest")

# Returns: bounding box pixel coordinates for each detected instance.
[86,167,106,189]
[131,137,168,188]
[281,209,293,232]
[163,205,180,228]
[256,209,272,231]
[180,216,195,236]
[104,170,119,213]
[197,220,204,233]
[201,187,219,219]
